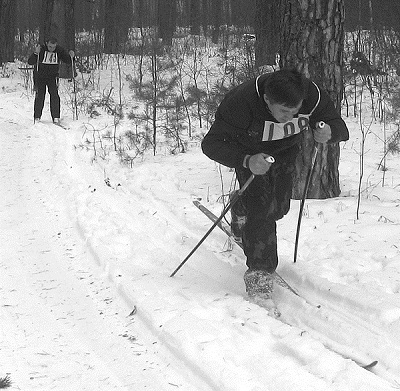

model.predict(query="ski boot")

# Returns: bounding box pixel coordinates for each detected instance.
[244,269,280,317]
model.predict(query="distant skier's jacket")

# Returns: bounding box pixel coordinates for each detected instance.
[28,44,72,80]
[201,73,349,169]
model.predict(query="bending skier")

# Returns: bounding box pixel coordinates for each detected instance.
[201,69,349,307]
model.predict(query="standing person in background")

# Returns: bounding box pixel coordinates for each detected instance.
[201,69,349,312]
[28,37,75,125]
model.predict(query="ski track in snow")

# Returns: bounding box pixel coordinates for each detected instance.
[0,106,206,389]
[1,81,400,390]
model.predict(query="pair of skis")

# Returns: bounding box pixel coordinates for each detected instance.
[33,119,68,130]
[191,199,378,372]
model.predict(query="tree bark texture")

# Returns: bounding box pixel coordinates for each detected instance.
[279,0,345,199]
[51,0,65,45]
[39,0,55,43]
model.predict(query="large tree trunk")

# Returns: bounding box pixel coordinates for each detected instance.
[49,0,75,49]
[0,0,17,64]
[39,0,55,43]
[51,0,66,46]
[279,0,345,199]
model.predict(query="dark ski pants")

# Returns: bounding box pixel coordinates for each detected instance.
[34,77,60,120]
[233,145,298,273]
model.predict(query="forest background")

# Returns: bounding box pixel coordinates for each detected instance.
[0,0,400,203]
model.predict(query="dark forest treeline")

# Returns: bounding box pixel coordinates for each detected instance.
[15,0,255,31]
[13,0,400,41]
[0,0,398,66]
[14,0,257,43]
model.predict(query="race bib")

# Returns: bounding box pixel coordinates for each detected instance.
[42,51,59,65]
[262,114,310,141]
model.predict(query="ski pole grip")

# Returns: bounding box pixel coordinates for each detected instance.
[240,155,274,193]
[265,155,275,163]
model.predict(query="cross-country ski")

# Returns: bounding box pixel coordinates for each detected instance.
[192,199,381,372]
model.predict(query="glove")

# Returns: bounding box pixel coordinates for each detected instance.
[243,153,274,175]
[313,121,331,143]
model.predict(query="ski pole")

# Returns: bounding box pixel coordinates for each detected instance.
[33,45,40,123]
[293,121,324,263]
[170,156,275,277]
[71,54,78,120]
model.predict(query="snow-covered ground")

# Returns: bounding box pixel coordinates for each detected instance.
[1,69,400,390]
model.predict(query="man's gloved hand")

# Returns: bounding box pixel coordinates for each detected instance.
[244,153,274,175]
[313,121,331,143]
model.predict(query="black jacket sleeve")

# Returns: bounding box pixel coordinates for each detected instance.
[201,93,253,168]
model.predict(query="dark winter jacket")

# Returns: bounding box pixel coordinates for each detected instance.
[28,44,72,79]
[201,73,349,169]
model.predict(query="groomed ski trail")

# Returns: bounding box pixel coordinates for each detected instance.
[1,87,398,391]
[0,115,216,390]
[68,136,399,390]
[191,200,399,381]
